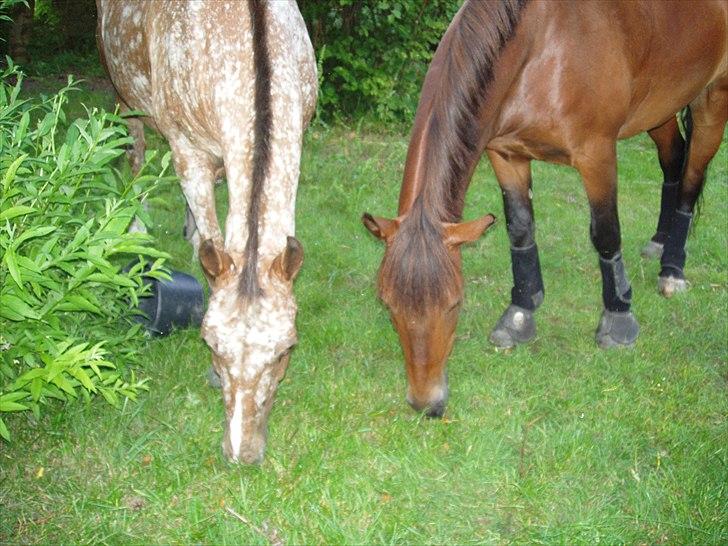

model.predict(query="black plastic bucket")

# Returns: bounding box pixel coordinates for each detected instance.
[134,270,205,336]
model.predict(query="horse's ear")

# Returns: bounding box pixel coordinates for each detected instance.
[270,236,304,282]
[444,214,496,247]
[199,239,233,279]
[362,213,399,241]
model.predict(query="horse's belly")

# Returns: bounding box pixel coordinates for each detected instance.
[618,69,727,140]
[617,2,727,138]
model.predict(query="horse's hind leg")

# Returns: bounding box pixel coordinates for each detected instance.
[577,142,639,348]
[659,83,728,297]
[125,116,146,176]
[642,116,685,259]
[118,100,149,233]
[487,152,543,349]
[182,204,199,248]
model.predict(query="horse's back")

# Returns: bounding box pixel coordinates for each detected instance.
[489,0,727,156]
[611,0,727,136]
[97,0,316,154]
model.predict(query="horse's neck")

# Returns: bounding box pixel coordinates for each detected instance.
[397,98,490,222]
[396,53,487,221]
[224,15,314,263]
[398,113,482,220]
[258,138,303,261]
[267,1,318,122]
[396,0,531,220]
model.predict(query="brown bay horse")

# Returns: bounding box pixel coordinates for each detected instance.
[97,0,317,463]
[364,0,727,417]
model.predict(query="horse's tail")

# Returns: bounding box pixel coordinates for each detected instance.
[679,106,703,230]
[680,105,693,146]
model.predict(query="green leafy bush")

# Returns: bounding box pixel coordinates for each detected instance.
[300,0,460,122]
[0,62,172,439]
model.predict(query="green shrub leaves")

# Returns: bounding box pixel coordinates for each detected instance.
[0,63,173,440]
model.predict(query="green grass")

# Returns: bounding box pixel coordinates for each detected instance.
[1,78,726,545]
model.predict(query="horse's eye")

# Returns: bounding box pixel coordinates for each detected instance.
[447,300,462,313]
[277,342,297,360]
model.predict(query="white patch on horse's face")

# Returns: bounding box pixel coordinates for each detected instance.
[202,270,297,464]
[228,390,244,460]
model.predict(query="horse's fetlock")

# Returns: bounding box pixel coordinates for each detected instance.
[510,243,544,311]
[599,252,631,312]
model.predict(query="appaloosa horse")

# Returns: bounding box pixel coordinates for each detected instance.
[97,0,317,463]
[364,0,727,417]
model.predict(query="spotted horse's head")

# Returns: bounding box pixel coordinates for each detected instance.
[198,237,303,464]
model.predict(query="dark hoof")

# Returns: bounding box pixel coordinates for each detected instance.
[658,275,687,298]
[640,240,664,259]
[208,366,222,389]
[595,310,639,348]
[489,304,536,349]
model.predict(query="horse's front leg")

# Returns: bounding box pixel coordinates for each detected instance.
[578,143,639,348]
[182,165,225,248]
[487,152,544,349]
[119,99,148,234]
[169,139,223,257]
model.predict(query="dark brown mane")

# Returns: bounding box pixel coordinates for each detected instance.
[240,0,272,299]
[384,0,528,311]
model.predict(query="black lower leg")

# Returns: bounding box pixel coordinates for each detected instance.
[590,199,632,312]
[649,117,685,243]
[582,152,639,346]
[654,181,679,243]
[511,244,544,311]
[599,252,632,312]
[503,189,543,311]
[660,209,692,278]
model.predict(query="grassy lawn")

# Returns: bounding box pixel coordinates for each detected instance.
[1,76,726,544]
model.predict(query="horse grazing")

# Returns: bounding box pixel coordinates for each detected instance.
[364,0,727,417]
[97,0,317,463]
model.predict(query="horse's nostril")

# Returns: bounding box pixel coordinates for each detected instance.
[426,399,447,418]
[407,395,447,417]
[407,398,423,412]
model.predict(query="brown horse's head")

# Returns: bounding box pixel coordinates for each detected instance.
[363,210,495,417]
[198,237,303,464]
